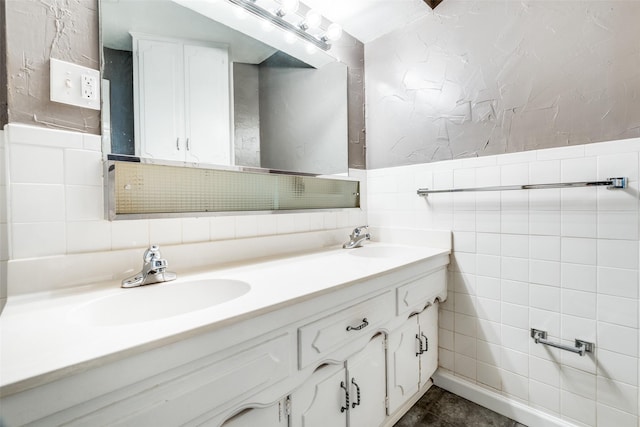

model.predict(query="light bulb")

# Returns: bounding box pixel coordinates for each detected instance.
[323,23,342,42]
[276,0,299,16]
[304,9,322,30]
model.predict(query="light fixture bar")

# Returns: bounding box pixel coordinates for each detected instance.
[227,0,331,51]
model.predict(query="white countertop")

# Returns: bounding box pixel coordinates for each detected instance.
[0,243,449,396]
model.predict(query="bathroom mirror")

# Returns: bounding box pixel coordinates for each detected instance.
[100,0,349,176]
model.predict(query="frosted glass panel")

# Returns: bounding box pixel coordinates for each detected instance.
[109,161,359,218]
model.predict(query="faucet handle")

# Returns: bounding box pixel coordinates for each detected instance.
[353,225,369,236]
[143,244,162,262]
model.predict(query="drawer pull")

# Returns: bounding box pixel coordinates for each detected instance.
[416,333,430,355]
[351,378,361,408]
[340,381,350,412]
[416,334,423,356]
[346,318,369,332]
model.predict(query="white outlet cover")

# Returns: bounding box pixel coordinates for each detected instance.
[50,58,101,110]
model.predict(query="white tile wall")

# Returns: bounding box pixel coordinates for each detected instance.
[367,137,640,426]
[0,130,7,304]
[2,124,365,295]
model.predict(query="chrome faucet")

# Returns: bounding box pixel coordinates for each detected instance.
[343,226,371,249]
[122,245,177,288]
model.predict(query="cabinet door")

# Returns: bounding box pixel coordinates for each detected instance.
[221,401,286,427]
[136,38,184,161]
[386,316,420,415]
[418,302,439,387]
[289,364,347,427]
[347,334,387,427]
[184,44,231,165]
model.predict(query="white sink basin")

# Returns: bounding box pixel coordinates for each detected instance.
[347,245,416,258]
[68,279,251,326]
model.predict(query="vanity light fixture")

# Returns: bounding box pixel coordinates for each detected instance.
[275,0,299,17]
[299,9,322,30]
[322,22,343,42]
[226,0,342,51]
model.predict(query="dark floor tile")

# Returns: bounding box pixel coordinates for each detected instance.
[414,385,446,409]
[394,410,426,427]
[393,386,527,427]
[418,411,452,427]
[396,411,450,427]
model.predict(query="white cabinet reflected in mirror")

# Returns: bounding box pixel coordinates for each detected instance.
[101,0,349,176]
[132,34,232,165]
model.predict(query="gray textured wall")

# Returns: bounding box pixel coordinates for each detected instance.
[5,0,100,134]
[365,0,640,169]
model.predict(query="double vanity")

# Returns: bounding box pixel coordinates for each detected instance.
[0,240,449,426]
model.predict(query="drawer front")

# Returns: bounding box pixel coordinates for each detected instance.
[120,333,292,425]
[24,334,293,427]
[298,291,394,369]
[396,268,446,315]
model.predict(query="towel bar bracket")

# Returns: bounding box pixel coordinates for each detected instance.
[530,328,594,357]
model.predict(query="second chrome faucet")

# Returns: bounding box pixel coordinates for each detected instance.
[343,226,371,249]
[122,245,177,288]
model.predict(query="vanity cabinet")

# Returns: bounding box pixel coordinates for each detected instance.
[290,334,386,427]
[132,34,231,165]
[298,291,394,369]
[0,247,449,427]
[221,399,288,427]
[387,302,439,415]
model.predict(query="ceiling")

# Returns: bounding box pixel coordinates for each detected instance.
[301,0,435,44]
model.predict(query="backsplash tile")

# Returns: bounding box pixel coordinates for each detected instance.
[111,220,150,250]
[2,124,364,296]
[12,222,66,258]
[148,218,183,246]
[8,123,83,149]
[10,144,64,184]
[64,149,103,186]
[181,218,211,243]
[66,221,112,254]
[11,183,65,222]
[65,185,104,221]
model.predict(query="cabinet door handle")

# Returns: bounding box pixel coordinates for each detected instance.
[176,138,180,150]
[421,332,429,352]
[346,318,369,332]
[186,138,190,151]
[416,333,424,356]
[340,381,350,412]
[351,378,361,408]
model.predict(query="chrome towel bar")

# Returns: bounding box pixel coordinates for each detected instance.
[530,328,594,357]
[417,177,627,196]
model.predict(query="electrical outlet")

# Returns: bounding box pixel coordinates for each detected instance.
[82,74,98,100]
[50,58,101,110]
